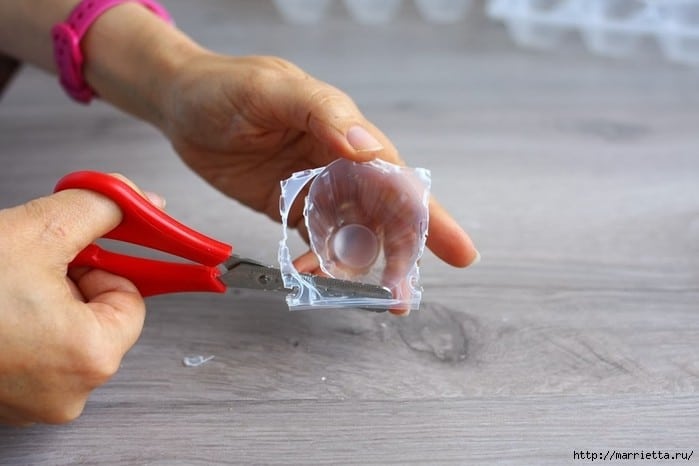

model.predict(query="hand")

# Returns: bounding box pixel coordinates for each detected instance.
[158,54,479,313]
[0,176,161,425]
[161,54,394,222]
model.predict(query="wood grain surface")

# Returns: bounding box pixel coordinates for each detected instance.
[1,1,698,464]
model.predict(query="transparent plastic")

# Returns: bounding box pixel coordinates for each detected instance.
[487,0,699,66]
[278,158,431,311]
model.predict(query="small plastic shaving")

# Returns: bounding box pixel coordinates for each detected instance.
[182,355,215,367]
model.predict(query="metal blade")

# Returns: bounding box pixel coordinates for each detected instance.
[220,255,392,312]
[219,256,287,292]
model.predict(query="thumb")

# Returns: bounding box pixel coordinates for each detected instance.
[276,77,403,164]
[10,174,156,265]
[12,189,122,265]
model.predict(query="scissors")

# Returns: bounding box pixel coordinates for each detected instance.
[54,171,392,311]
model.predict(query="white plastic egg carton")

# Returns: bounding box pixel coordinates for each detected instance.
[487,0,699,65]
[272,0,474,25]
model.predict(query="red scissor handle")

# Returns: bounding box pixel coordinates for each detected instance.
[54,171,233,297]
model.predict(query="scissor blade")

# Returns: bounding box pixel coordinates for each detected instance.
[220,256,392,312]
[219,257,288,292]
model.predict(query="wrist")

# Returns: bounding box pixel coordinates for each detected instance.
[80,2,207,127]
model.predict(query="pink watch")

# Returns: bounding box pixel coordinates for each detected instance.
[52,0,172,104]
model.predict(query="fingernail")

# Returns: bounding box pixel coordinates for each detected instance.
[346,126,384,152]
[144,191,166,209]
[469,250,481,267]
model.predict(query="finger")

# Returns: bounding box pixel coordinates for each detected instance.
[76,268,146,356]
[292,249,319,274]
[9,189,122,264]
[109,172,166,210]
[388,279,413,316]
[269,77,401,163]
[143,191,166,210]
[427,198,479,267]
[9,175,161,265]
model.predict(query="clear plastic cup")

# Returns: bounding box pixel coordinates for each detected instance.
[278,158,431,311]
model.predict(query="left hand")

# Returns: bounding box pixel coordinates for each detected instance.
[160,53,475,256]
[0,175,160,425]
[157,53,478,313]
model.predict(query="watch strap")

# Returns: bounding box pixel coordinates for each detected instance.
[52,0,172,103]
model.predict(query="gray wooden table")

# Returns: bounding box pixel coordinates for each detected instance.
[1,1,698,464]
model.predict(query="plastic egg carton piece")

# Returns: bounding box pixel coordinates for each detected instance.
[486,0,699,66]
[272,0,473,25]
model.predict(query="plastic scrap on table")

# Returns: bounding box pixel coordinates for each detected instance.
[278,158,431,311]
[182,355,215,367]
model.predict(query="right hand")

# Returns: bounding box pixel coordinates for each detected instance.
[0,176,161,425]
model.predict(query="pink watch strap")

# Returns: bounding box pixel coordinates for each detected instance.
[52,0,172,104]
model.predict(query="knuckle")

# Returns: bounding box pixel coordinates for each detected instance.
[21,196,69,244]
[306,85,357,125]
[239,66,277,106]
[83,351,121,386]
[22,196,50,220]
[245,56,290,81]
[262,56,304,74]
[244,58,308,95]
[309,86,350,110]
[72,334,122,387]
